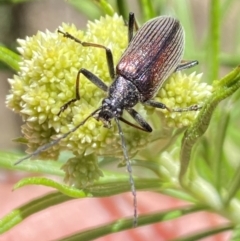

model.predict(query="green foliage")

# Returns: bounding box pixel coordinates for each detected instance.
[0,46,20,71]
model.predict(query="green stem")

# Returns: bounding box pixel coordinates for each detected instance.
[174,0,195,59]
[14,177,88,198]
[207,0,220,81]
[0,152,64,176]
[231,224,240,240]
[0,46,20,71]
[96,0,114,16]
[116,0,129,20]
[225,162,240,206]
[137,0,155,22]
[0,192,72,233]
[219,53,240,67]
[213,109,230,191]
[59,206,205,241]
[13,176,163,198]
[171,224,234,241]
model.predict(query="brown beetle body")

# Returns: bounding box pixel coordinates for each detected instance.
[117,16,184,100]
[97,16,186,130]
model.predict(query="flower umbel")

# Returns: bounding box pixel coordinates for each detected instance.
[62,154,103,188]
[156,71,213,128]
[7,14,212,184]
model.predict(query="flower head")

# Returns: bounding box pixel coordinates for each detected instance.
[62,154,103,188]
[7,14,151,162]
[156,71,212,128]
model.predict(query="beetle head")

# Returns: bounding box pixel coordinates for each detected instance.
[95,98,123,128]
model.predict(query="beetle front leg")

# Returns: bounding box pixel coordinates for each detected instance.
[58,30,115,79]
[57,68,108,116]
[126,108,152,132]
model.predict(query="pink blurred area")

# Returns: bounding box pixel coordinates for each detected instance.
[0,172,231,241]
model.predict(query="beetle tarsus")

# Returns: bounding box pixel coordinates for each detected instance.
[57,98,78,116]
[171,104,202,112]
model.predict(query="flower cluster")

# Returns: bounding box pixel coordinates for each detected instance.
[62,154,103,188]
[156,71,212,128]
[7,14,212,185]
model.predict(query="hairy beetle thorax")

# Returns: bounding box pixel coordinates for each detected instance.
[96,75,141,128]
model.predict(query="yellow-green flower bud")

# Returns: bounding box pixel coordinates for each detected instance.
[62,154,103,188]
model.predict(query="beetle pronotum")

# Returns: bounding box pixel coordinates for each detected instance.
[16,13,200,226]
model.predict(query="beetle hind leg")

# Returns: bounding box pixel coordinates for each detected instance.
[175,60,198,72]
[143,99,202,113]
[171,104,202,112]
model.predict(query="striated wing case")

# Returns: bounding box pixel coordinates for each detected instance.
[116,16,184,100]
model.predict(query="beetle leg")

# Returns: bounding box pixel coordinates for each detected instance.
[171,104,202,112]
[144,99,202,112]
[57,30,114,116]
[119,116,151,132]
[128,12,139,43]
[126,108,152,132]
[58,68,108,116]
[58,30,115,79]
[143,100,171,111]
[175,60,198,71]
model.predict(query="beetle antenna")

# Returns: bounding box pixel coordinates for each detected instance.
[14,108,101,165]
[115,118,137,227]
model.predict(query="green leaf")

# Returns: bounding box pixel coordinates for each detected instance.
[224,163,240,205]
[12,174,207,215]
[174,1,196,60]
[207,0,221,81]
[12,176,164,197]
[0,151,64,176]
[95,0,115,16]
[0,46,20,71]
[58,206,204,241]
[172,224,233,241]
[0,192,73,234]
[137,0,156,21]
[14,177,88,198]
[116,0,129,20]
[69,0,101,20]
[231,224,240,241]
